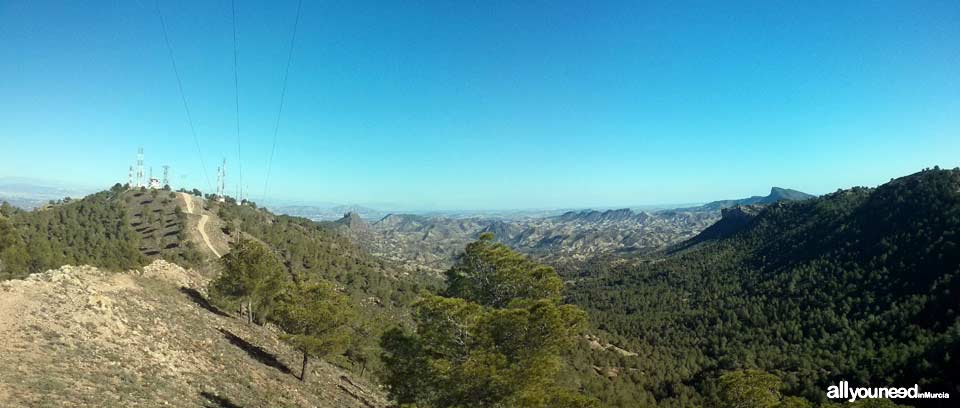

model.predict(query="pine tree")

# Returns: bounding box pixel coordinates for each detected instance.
[271,281,355,382]
[380,233,598,408]
[444,232,563,308]
[718,370,782,408]
[209,239,287,324]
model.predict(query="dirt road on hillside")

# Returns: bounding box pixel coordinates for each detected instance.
[179,193,222,258]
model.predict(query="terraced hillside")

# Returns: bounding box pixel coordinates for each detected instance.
[120,188,204,267]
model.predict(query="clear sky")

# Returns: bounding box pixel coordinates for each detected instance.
[1,1,958,210]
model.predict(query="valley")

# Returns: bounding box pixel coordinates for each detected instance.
[325,187,812,274]
[563,168,960,407]
[330,209,717,274]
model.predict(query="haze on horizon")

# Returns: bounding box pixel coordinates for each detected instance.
[1,1,958,210]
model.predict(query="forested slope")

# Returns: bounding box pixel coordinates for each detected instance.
[0,185,435,379]
[217,201,436,305]
[215,202,440,374]
[0,185,208,281]
[565,168,960,407]
[0,187,145,279]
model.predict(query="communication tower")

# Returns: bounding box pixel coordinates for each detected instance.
[216,159,227,202]
[136,148,145,187]
[162,165,170,187]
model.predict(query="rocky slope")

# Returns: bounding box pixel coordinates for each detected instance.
[0,260,385,408]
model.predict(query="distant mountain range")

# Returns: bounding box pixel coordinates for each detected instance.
[275,204,585,222]
[328,187,814,273]
[274,187,815,224]
[272,204,388,222]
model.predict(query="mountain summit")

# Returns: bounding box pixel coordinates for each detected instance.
[767,186,814,201]
[333,212,369,231]
[686,186,815,211]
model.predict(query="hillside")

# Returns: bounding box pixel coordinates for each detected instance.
[216,202,434,297]
[0,185,216,281]
[1,186,433,394]
[212,201,437,375]
[0,260,386,407]
[175,192,232,259]
[121,188,207,266]
[0,187,146,280]
[564,168,960,407]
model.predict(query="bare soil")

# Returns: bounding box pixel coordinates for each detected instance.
[0,260,386,408]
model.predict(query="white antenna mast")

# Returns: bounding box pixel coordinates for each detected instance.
[216,158,227,202]
[136,147,145,187]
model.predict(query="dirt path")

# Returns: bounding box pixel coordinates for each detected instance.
[183,192,195,213]
[198,214,222,258]
[179,193,221,258]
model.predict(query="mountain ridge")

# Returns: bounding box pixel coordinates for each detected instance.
[565,168,960,406]
[325,186,815,274]
[679,186,815,212]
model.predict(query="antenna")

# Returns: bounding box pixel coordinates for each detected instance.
[162,165,170,187]
[128,165,134,187]
[216,158,227,202]
[136,147,145,187]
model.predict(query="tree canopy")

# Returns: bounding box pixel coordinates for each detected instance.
[0,191,144,280]
[380,233,598,408]
[718,370,782,408]
[444,232,564,308]
[561,168,960,407]
[209,238,287,324]
[272,281,356,382]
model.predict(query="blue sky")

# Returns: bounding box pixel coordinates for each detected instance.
[1,0,958,210]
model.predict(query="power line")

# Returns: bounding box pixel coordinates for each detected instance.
[262,0,303,202]
[155,0,214,193]
[231,0,243,203]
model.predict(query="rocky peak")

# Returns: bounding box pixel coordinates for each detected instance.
[335,212,369,231]
[767,187,815,202]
